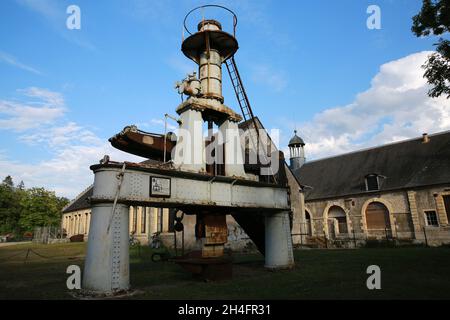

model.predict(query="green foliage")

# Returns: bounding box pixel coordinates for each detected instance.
[0,176,69,236]
[412,0,450,98]
[0,178,24,234]
[2,176,14,188]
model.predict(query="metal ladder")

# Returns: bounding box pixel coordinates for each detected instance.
[225,56,278,184]
[225,56,256,124]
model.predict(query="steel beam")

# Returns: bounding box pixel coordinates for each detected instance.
[90,166,290,211]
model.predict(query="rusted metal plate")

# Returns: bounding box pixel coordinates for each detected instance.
[109,126,176,161]
[204,215,227,245]
[182,30,238,64]
[202,244,224,258]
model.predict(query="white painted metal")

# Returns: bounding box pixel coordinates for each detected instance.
[91,167,289,210]
[83,203,130,293]
[264,211,294,269]
[219,119,246,177]
[172,108,205,173]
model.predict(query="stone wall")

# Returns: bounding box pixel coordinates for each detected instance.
[303,184,450,246]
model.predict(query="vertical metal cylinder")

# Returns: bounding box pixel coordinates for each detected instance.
[83,203,130,293]
[219,118,246,177]
[173,108,205,172]
[265,211,295,269]
[199,49,223,101]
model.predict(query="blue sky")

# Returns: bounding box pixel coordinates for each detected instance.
[0,0,448,198]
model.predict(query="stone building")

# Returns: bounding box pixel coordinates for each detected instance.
[62,186,173,244]
[292,131,450,247]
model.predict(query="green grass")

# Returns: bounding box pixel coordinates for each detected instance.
[1,242,450,299]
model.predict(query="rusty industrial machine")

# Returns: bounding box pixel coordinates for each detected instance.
[83,5,294,294]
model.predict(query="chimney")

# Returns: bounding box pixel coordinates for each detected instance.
[422,133,430,144]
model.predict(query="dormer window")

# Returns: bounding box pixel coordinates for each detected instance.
[365,174,380,191]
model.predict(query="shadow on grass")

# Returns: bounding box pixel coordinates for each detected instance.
[1,243,450,299]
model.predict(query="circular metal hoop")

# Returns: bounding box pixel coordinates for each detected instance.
[183,4,238,37]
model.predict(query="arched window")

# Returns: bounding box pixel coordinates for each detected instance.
[75,215,78,234]
[305,210,312,236]
[84,212,89,234]
[328,206,348,238]
[132,207,138,233]
[141,207,147,234]
[366,202,391,231]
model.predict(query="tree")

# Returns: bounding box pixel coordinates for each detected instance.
[17,181,25,190]
[0,176,23,234]
[0,176,69,235]
[2,176,14,188]
[19,188,69,232]
[412,0,450,98]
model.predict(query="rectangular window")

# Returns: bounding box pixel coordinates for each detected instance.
[157,208,163,232]
[141,208,147,234]
[168,209,176,232]
[132,207,138,233]
[366,175,379,191]
[443,195,450,224]
[425,210,439,226]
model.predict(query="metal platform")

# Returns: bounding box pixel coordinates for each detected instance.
[90,162,290,213]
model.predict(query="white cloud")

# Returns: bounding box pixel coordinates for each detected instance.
[286,51,450,160]
[19,122,102,148]
[0,87,143,198]
[0,87,65,131]
[0,142,142,198]
[0,51,42,75]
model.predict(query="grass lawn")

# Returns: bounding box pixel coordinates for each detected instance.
[1,242,449,299]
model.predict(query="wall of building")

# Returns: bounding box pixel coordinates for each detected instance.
[62,207,259,251]
[303,184,450,246]
[285,165,306,246]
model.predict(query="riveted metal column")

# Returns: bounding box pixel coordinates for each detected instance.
[83,203,130,293]
[265,211,294,269]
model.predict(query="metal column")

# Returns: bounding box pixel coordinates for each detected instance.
[264,211,294,269]
[173,108,205,173]
[219,119,246,177]
[82,203,130,293]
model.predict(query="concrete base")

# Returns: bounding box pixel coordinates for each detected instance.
[83,203,130,293]
[264,211,294,269]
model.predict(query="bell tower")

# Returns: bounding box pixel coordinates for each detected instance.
[289,130,305,170]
